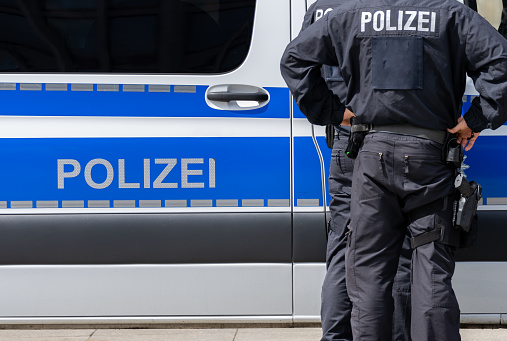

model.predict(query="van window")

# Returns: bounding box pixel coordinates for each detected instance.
[0,0,256,73]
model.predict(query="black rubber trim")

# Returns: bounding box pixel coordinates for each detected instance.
[0,213,291,265]
[455,210,507,261]
[293,211,507,262]
[1,210,503,265]
[293,212,327,263]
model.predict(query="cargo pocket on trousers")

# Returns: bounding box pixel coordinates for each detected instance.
[372,36,423,90]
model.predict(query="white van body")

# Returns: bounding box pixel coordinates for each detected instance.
[0,0,505,326]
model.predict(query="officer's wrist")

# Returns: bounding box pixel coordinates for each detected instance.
[330,102,345,125]
[463,109,489,133]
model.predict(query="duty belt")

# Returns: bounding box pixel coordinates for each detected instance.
[370,123,447,145]
[346,119,448,159]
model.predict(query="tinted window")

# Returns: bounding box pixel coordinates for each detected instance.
[0,0,256,73]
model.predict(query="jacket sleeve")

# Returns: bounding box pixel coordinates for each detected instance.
[300,3,315,32]
[464,10,507,131]
[280,15,345,126]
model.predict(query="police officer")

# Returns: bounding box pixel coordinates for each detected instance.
[281,0,507,340]
[299,2,412,340]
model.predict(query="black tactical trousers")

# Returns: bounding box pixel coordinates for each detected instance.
[322,131,413,341]
[345,132,460,341]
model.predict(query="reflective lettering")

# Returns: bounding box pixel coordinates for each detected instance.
[85,159,114,189]
[57,157,216,190]
[316,9,324,21]
[360,10,437,33]
[418,11,430,31]
[315,8,333,21]
[386,10,396,31]
[144,159,150,188]
[153,159,178,188]
[182,158,204,189]
[373,11,385,31]
[361,12,372,32]
[209,158,216,188]
[119,159,140,188]
[404,11,417,31]
[57,159,81,189]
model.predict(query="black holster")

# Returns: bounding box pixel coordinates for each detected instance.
[345,117,371,159]
[325,124,334,149]
[453,174,482,248]
[410,140,482,249]
[409,195,461,249]
[443,134,463,168]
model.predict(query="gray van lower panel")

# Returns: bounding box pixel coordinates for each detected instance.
[0,213,291,265]
[293,262,507,322]
[0,264,293,317]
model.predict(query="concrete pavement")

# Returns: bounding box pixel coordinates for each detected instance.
[0,328,506,341]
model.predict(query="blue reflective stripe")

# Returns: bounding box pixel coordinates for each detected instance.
[317,136,332,206]
[294,136,325,206]
[0,137,290,207]
[293,99,306,119]
[463,136,507,202]
[0,84,289,119]
[460,97,507,203]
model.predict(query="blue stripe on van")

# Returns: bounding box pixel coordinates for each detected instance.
[294,136,326,207]
[293,99,306,119]
[0,84,289,119]
[319,134,507,207]
[462,136,507,203]
[0,137,290,208]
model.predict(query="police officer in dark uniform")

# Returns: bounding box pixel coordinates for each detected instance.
[300,2,412,340]
[281,0,507,340]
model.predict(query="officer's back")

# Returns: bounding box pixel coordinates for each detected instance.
[282,0,507,133]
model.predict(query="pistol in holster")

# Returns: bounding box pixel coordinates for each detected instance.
[411,135,482,249]
[443,135,482,231]
[325,124,335,149]
[444,135,482,247]
[454,173,482,232]
[345,117,371,159]
[443,135,464,168]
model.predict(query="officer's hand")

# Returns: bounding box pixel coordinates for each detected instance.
[447,117,480,151]
[341,108,356,126]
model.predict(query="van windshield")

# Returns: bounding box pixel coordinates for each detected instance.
[0,0,256,73]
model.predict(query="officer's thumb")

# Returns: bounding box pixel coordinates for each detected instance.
[447,116,467,134]
[447,121,465,134]
[341,108,355,126]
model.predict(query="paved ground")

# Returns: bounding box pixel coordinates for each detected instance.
[0,328,505,341]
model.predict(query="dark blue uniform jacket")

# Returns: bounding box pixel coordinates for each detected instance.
[302,0,348,105]
[281,0,507,132]
[302,0,351,135]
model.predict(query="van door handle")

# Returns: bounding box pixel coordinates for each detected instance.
[207,91,269,102]
[205,85,270,111]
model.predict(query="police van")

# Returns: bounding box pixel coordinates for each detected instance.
[0,0,505,326]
